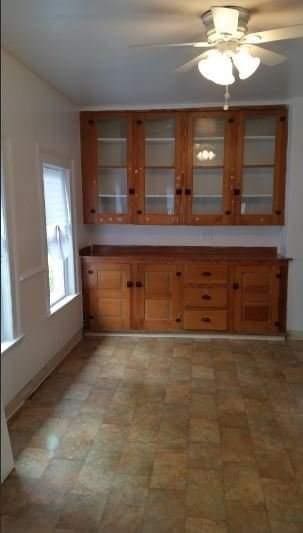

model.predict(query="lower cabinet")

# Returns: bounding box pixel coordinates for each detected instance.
[232,264,282,334]
[83,262,132,331]
[134,263,183,331]
[82,250,288,335]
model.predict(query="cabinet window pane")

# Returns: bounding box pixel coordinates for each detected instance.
[42,164,76,308]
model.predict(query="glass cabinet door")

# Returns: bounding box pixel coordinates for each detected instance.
[237,111,286,223]
[94,116,131,222]
[240,115,276,216]
[137,115,181,223]
[187,113,233,223]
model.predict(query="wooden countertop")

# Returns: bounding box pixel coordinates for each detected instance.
[80,245,290,262]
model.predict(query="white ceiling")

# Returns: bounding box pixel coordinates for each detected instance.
[2,0,303,106]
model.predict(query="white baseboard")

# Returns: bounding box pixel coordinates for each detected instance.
[287,330,303,340]
[6,329,83,420]
[84,332,286,342]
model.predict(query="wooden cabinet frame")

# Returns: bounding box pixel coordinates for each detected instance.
[234,108,288,225]
[133,111,185,225]
[81,246,289,336]
[185,110,237,225]
[81,111,135,224]
[81,106,288,226]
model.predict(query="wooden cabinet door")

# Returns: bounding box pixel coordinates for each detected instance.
[185,110,237,225]
[134,112,185,225]
[80,112,135,224]
[232,264,281,334]
[134,263,183,330]
[234,108,287,225]
[83,262,132,331]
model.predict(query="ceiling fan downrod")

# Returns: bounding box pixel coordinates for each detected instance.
[223,85,231,110]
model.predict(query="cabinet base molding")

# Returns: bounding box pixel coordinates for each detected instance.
[84,331,286,342]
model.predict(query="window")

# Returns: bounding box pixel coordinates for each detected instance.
[42,164,76,309]
[1,173,14,344]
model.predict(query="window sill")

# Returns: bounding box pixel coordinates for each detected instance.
[49,293,81,317]
[1,335,24,356]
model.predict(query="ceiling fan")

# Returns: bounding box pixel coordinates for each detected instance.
[131,5,303,101]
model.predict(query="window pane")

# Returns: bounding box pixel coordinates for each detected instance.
[43,164,75,308]
[1,174,14,343]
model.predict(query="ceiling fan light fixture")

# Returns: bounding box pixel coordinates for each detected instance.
[198,50,235,86]
[233,47,261,79]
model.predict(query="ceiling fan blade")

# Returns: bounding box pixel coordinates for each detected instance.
[176,52,207,73]
[244,24,303,44]
[248,45,287,66]
[212,7,239,36]
[129,41,210,49]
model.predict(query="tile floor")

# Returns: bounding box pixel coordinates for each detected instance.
[1,336,303,532]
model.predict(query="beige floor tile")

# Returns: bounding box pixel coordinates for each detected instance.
[190,418,220,445]
[56,491,107,532]
[14,447,52,479]
[221,427,255,464]
[223,463,264,505]
[226,500,271,533]
[143,489,186,533]
[185,517,227,533]
[186,469,226,521]
[150,450,187,490]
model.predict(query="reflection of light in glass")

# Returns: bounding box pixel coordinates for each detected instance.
[196,149,216,162]
[47,434,60,451]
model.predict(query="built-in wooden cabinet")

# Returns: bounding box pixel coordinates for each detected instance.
[81,246,289,336]
[81,106,287,226]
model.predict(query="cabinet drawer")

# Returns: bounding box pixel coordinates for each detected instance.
[184,309,228,331]
[184,264,228,285]
[184,287,227,308]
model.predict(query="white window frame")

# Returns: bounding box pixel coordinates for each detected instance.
[40,156,78,315]
[1,142,21,352]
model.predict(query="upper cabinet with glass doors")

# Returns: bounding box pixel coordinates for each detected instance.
[134,113,184,224]
[234,108,287,225]
[81,112,134,223]
[185,111,236,225]
[80,106,287,226]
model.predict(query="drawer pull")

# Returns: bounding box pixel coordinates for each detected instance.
[201,317,211,323]
[176,318,181,323]
[201,271,211,277]
[87,270,94,275]
[202,294,211,300]
[135,281,143,288]
[126,280,133,288]
[233,282,239,290]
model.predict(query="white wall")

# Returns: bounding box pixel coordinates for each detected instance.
[284,98,303,335]
[1,50,85,407]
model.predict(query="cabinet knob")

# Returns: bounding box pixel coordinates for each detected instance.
[176,271,182,277]
[274,321,280,327]
[233,188,241,196]
[129,188,135,195]
[90,209,96,214]
[176,188,182,196]
[233,282,239,290]
[136,120,143,125]
[176,318,181,323]
[201,317,211,323]
[137,210,142,215]
[135,281,143,288]
[88,120,94,125]
[185,188,192,196]
[201,271,211,277]
[202,294,211,300]
[89,315,94,319]
[225,210,231,215]
[87,270,94,275]
[126,280,133,288]
[275,210,281,215]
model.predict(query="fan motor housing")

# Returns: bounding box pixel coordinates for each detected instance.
[201,6,250,43]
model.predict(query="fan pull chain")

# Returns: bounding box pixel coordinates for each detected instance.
[223,85,231,110]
